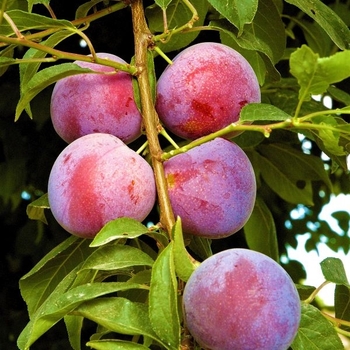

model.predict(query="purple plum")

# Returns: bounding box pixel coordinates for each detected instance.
[163,137,256,238]
[183,248,301,350]
[48,133,156,238]
[50,53,142,144]
[156,42,260,140]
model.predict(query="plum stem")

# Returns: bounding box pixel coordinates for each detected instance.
[130,0,175,237]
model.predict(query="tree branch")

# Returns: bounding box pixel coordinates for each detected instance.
[130,0,175,237]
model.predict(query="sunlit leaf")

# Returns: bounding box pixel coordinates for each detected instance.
[19,236,92,317]
[240,103,291,122]
[90,218,149,247]
[87,340,150,350]
[80,244,154,271]
[149,242,180,349]
[74,297,166,347]
[320,257,349,286]
[291,303,344,349]
[172,217,198,282]
[207,0,258,35]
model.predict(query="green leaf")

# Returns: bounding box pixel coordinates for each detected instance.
[290,45,350,101]
[320,257,349,286]
[74,297,166,347]
[131,50,156,113]
[291,303,344,350]
[210,0,285,65]
[65,315,84,350]
[27,0,50,12]
[17,266,81,350]
[75,0,106,19]
[207,0,258,35]
[188,235,212,260]
[0,10,75,36]
[146,0,208,53]
[154,0,172,10]
[331,211,350,234]
[15,63,93,120]
[244,197,279,262]
[87,340,150,350]
[90,218,149,247]
[258,143,332,190]
[80,244,154,271]
[335,284,350,331]
[254,147,314,205]
[172,217,198,282]
[149,242,180,349]
[19,236,92,317]
[240,103,291,122]
[26,193,49,224]
[285,0,350,50]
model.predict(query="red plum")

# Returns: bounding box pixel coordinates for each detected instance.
[50,53,142,144]
[183,248,301,350]
[163,138,256,238]
[156,42,260,140]
[48,133,156,238]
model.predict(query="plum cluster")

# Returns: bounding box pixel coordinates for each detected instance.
[48,53,156,238]
[47,43,300,349]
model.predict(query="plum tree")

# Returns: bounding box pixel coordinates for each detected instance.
[183,248,301,350]
[163,137,256,238]
[48,133,156,238]
[50,53,142,144]
[156,42,261,140]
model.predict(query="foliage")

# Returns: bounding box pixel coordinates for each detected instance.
[1,0,350,349]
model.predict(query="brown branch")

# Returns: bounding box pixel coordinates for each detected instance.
[130,0,175,237]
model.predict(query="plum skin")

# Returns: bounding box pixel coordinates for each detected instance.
[156,42,261,140]
[50,53,142,144]
[163,137,256,238]
[48,133,156,238]
[183,249,301,350]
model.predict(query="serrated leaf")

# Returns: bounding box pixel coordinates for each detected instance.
[149,242,180,349]
[80,244,154,271]
[291,303,344,350]
[15,63,93,120]
[173,217,197,282]
[207,0,258,35]
[90,218,149,247]
[87,340,150,350]
[335,284,350,331]
[0,10,75,36]
[285,0,350,50]
[244,197,279,261]
[19,236,92,317]
[320,257,349,286]
[240,103,291,122]
[26,193,49,224]
[74,297,166,347]
[290,45,350,101]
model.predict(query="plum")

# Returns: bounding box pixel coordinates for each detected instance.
[163,137,256,238]
[156,42,260,140]
[183,249,301,350]
[50,53,142,144]
[48,133,156,238]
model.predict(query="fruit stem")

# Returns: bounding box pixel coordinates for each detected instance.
[130,0,175,237]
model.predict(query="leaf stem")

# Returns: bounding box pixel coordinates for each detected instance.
[303,280,331,304]
[130,0,175,237]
